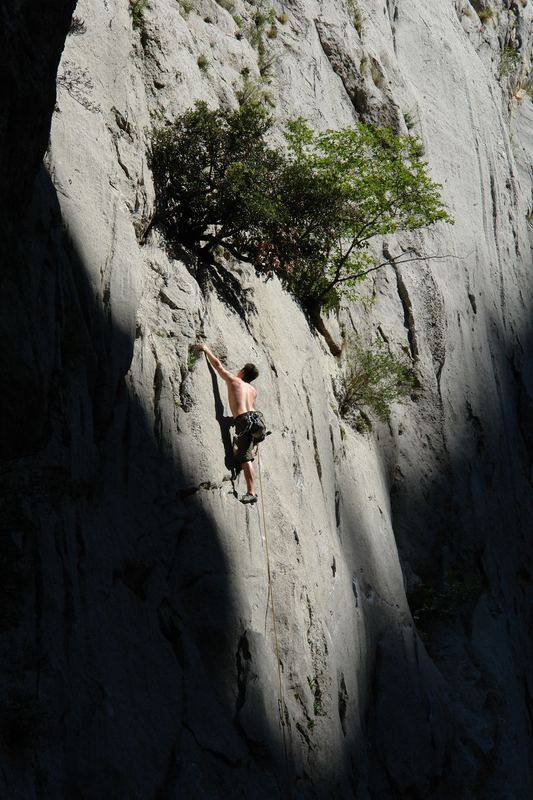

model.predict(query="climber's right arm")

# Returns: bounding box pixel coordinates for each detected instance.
[197,344,234,382]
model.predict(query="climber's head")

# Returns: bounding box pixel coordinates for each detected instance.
[238,363,259,383]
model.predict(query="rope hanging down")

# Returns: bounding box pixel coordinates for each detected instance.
[256,449,291,786]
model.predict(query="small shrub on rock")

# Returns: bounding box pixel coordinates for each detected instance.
[179,0,193,17]
[129,0,150,29]
[338,337,416,423]
[500,45,521,78]
[476,7,493,21]
[197,53,209,71]
[346,0,364,34]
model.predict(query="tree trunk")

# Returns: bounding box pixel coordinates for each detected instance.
[306,301,342,357]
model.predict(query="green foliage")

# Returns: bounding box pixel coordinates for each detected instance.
[149,102,452,315]
[339,338,416,422]
[411,138,425,158]
[179,0,193,17]
[129,0,150,29]
[500,45,520,78]
[150,101,279,258]
[245,3,278,79]
[274,118,451,310]
[346,0,364,34]
[235,76,275,107]
[197,53,209,71]
[476,7,493,21]
[277,11,289,24]
[187,346,199,371]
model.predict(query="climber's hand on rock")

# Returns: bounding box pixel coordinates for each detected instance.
[196,343,207,353]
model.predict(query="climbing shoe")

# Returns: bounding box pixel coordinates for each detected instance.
[240,493,258,505]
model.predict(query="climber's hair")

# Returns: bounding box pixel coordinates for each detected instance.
[241,363,259,383]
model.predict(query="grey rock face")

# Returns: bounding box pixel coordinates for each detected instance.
[1,0,532,798]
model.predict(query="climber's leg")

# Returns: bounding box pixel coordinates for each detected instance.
[242,460,255,496]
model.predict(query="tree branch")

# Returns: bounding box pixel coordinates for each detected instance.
[332,251,465,285]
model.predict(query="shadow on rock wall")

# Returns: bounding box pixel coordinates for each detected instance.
[385,309,533,800]
[1,164,532,799]
[0,169,288,800]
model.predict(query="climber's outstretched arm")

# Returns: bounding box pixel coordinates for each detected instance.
[197,344,234,383]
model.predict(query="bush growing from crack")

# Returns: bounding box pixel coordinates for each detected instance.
[476,7,493,22]
[339,337,416,423]
[245,2,278,79]
[179,0,193,17]
[500,45,521,78]
[235,76,275,107]
[346,0,364,34]
[187,346,199,371]
[129,0,150,29]
[197,53,209,71]
[149,101,451,347]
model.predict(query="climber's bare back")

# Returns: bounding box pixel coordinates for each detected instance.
[226,377,256,418]
[196,344,257,417]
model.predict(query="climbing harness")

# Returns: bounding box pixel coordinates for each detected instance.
[236,410,267,443]
[256,448,291,789]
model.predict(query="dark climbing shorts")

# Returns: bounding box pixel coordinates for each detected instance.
[233,411,266,465]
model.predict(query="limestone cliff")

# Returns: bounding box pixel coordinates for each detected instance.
[1,0,532,798]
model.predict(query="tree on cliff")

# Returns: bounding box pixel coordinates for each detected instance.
[149,101,452,353]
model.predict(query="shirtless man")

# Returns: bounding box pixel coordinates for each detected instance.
[197,344,265,504]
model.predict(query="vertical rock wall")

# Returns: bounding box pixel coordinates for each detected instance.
[0,0,532,797]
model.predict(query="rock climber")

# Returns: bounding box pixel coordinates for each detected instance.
[196,343,266,504]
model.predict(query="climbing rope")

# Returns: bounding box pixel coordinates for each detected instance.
[256,448,291,789]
